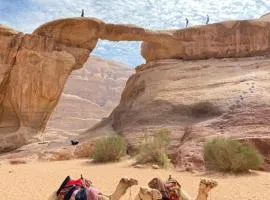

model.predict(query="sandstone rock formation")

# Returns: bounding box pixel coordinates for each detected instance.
[33,18,176,48]
[0,24,90,152]
[99,56,270,171]
[34,17,270,63]
[141,20,270,62]
[258,12,270,22]
[1,13,270,162]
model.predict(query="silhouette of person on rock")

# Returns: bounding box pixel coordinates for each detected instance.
[185,18,189,28]
[81,9,84,17]
[206,14,209,24]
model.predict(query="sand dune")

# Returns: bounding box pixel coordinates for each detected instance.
[0,159,269,200]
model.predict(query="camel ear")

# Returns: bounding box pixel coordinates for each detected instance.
[120,177,129,183]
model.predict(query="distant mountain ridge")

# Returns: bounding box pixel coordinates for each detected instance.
[45,56,133,140]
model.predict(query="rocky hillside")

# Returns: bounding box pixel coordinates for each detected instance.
[91,56,270,171]
[45,56,133,140]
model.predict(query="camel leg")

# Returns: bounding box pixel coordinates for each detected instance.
[180,189,192,200]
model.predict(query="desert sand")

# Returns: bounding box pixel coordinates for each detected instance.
[0,159,270,200]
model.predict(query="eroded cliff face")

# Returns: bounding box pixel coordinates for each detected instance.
[0,25,90,152]
[106,57,270,171]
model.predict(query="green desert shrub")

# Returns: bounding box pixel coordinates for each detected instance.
[203,137,262,173]
[91,136,126,163]
[135,129,170,167]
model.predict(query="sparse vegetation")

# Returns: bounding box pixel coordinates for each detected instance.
[204,137,262,173]
[135,129,170,167]
[91,136,126,163]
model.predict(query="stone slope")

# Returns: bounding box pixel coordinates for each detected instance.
[98,56,270,171]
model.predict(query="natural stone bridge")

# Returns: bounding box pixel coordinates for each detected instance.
[1,14,270,152]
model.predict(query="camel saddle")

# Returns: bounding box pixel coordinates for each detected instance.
[148,176,182,200]
[56,175,93,200]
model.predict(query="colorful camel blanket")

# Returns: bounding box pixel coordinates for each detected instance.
[56,176,100,200]
[148,177,192,200]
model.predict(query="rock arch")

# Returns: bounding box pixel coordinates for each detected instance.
[1,14,270,151]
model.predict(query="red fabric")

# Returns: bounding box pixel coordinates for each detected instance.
[169,192,180,200]
[66,179,84,187]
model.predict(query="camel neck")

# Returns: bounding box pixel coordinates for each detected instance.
[110,183,129,200]
[196,189,208,200]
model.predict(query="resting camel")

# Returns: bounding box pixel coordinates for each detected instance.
[101,177,217,200]
[148,178,218,200]
[48,177,138,200]
[49,177,217,200]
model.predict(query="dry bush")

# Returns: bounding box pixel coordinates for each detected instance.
[91,136,126,163]
[135,129,170,167]
[204,137,263,173]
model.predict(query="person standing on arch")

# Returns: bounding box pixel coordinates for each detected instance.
[206,14,209,24]
[185,18,189,28]
[81,9,84,17]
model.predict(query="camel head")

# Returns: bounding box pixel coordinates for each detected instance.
[198,179,218,196]
[148,178,160,189]
[119,177,138,187]
[109,177,138,200]
[199,179,217,191]
[137,187,162,200]
[120,177,138,187]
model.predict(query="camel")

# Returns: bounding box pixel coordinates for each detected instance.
[49,177,217,200]
[148,177,218,200]
[48,177,138,200]
[104,178,218,200]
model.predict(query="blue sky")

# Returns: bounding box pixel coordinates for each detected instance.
[1,0,270,67]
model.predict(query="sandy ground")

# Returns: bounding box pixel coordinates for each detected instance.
[1,159,270,200]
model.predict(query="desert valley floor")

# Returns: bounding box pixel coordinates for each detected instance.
[0,159,269,200]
